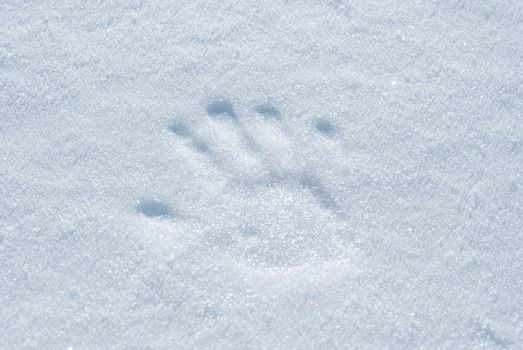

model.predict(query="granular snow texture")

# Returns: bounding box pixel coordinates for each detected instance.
[1,1,522,349]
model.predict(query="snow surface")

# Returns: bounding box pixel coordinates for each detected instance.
[1,0,522,349]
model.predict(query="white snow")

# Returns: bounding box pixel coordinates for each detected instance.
[1,0,522,349]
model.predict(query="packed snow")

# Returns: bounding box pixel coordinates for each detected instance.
[1,0,522,349]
